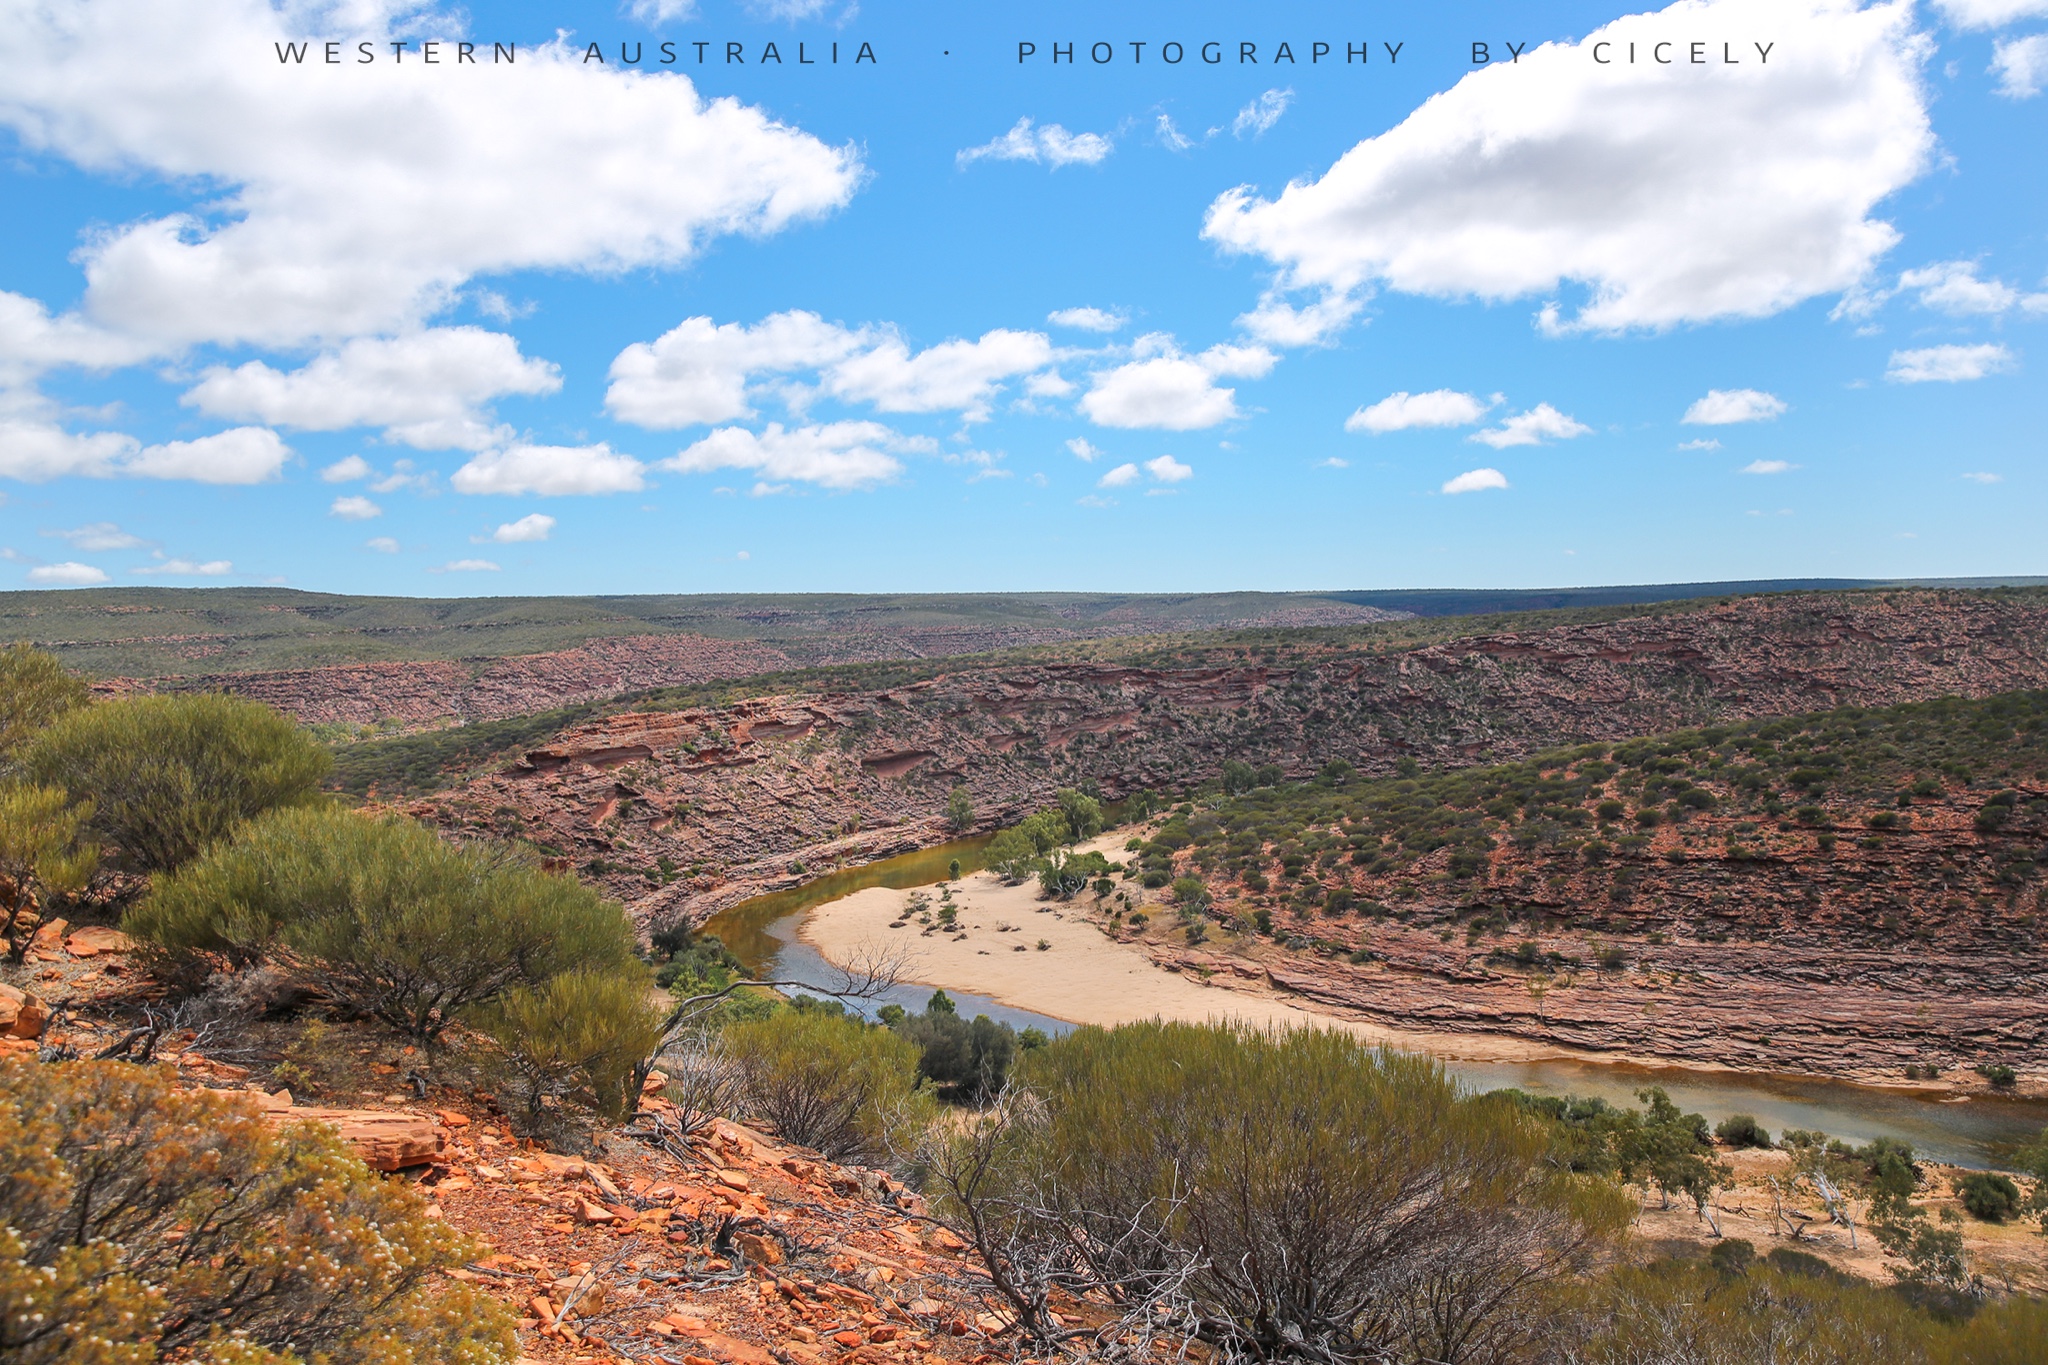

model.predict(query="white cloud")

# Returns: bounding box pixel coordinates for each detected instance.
[0,291,154,389]
[1144,455,1193,483]
[1232,88,1294,139]
[436,558,501,572]
[1048,307,1126,333]
[1470,403,1592,449]
[183,328,560,451]
[321,454,372,483]
[1898,261,2028,314]
[329,495,381,520]
[1442,468,1509,494]
[27,561,109,585]
[606,312,868,428]
[123,428,291,484]
[365,536,400,553]
[1155,113,1196,152]
[1345,389,1492,434]
[607,312,1054,427]
[629,0,699,23]
[489,513,556,543]
[1935,0,2048,30]
[1961,471,2003,483]
[0,418,140,482]
[666,421,909,490]
[1683,389,1789,425]
[1319,457,1349,468]
[1098,463,1141,488]
[1203,0,1934,332]
[0,2,859,348]
[47,522,145,551]
[1066,437,1104,461]
[1885,343,2016,383]
[451,443,648,496]
[1993,33,2048,95]
[1080,337,1276,430]
[133,557,231,576]
[1235,291,1363,347]
[1741,459,1797,474]
[958,117,1112,168]
[1678,438,1723,451]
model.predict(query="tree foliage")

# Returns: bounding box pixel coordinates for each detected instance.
[0,1058,515,1365]
[0,785,97,961]
[722,1008,930,1163]
[0,646,88,772]
[129,805,639,1040]
[24,694,329,873]
[470,967,664,1122]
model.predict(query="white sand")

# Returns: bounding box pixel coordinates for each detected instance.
[797,832,1592,1065]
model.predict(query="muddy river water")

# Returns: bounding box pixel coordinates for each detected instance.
[702,836,2047,1169]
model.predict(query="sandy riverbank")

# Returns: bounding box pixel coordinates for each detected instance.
[797,832,1627,1068]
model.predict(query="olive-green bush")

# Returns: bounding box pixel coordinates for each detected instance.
[129,805,639,1039]
[24,693,329,873]
[723,1008,931,1163]
[0,1058,515,1365]
[0,645,87,770]
[469,967,664,1122]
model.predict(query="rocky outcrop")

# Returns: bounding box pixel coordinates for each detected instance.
[411,590,2048,929]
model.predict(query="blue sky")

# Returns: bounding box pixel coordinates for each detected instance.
[0,0,2042,595]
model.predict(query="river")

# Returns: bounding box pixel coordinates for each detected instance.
[701,837,2048,1169]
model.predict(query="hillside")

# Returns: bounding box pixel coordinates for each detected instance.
[1131,689,2047,1082]
[392,589,2048,942]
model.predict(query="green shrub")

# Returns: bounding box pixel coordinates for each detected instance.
[0,1058,515,1365]
[25,693,329,873]
[891,998,1017,1100]
[1974,1062,2018,1089]
[471,966,664,1122]
[1714,1114,1772,1149]
[724,1008,930,1163]
[1954,1171,2022,1222]
[0,784,98,961]
[0,645,88,769]
[130,806,640,1039]
[1708,1237,1756,1276]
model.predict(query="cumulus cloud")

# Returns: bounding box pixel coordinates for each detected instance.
[183,328,561,451]
[365,536,400,553]
[666,421,910,490]
[435,558,500,572]
[1885,343,2017,382]
[1098,463,1140,488]
[47,522,146,551]
[1899,261,2042,313]
[1232,88,1294,138]
[1203,0,1934,332]
[0,1,860,348]
[1080,337,1276,430]
[321,455,372,483]
[1235,291,1364,347]
[133,557,232,576]
[123,428,292,484]
[451,443,648,495]
[1678,438,1723,451]
[1470,403,1592,449]
[329,495,381,520]
[0,291,154,389]
[27,561,108,585]
[1144,455,1193,483]
[958,117,1112,168]
[1345,389,1493,434]
[1934,0,2048,30]
[1683,389,1788,424]
[606,312,1055,427]
[1066,437,1105,461]
[1961,471,2003,483]
[488,513,556,543]
[1741,459,1797,474]
[1993,34,2048,95]
[1442,468,1509,494]
[1048,307,1126,333]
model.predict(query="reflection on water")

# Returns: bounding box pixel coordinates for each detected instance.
[701,839,2048,1169]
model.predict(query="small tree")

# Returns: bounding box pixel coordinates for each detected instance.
[471,967,665,1122]
[0,784,97,961]
[723,1008,930,1163]
[945,785,975,833]
[1055,788,1103,841]
[26,693,329,873]
[0,645,88,770]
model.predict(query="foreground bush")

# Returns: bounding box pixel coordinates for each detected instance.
[0,646,88,770]
[931,1021,1632,1363]
[24,694,329,873]
[0,1058,515,1365]
[724,1009,929,1163]
[471,967,664,1122]
[129,806,641,1039]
